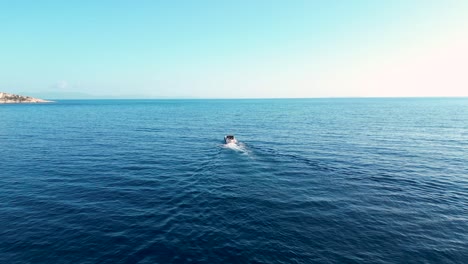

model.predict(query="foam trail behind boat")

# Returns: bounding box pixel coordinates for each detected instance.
[223,142,249,154]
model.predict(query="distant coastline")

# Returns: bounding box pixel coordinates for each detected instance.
[0,92,53,104]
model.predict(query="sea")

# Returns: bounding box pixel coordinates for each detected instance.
[1,98,467,264]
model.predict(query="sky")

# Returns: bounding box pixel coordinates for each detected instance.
[0,0,467,98]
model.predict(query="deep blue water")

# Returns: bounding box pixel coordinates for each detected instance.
[1,98,467,264]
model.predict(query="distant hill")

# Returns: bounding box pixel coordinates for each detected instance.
[0,92,53,104]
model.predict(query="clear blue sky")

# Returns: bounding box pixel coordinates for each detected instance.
[1,0,467,98]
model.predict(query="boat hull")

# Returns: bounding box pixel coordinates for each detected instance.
[224,136,238,144]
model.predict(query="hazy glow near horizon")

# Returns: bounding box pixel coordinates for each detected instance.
[1,1,467,98]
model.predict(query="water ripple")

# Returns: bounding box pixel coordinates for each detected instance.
[1,99,467,263]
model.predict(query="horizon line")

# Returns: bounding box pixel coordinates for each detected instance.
[45,96,468,100]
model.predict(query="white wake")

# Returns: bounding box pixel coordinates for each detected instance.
[222,142,249,154]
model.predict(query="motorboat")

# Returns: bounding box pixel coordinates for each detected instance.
[224,135,237,144]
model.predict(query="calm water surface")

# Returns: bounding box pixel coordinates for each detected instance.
[1,98,467,263]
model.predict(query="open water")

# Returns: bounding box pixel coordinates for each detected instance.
[1,98,467,263]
